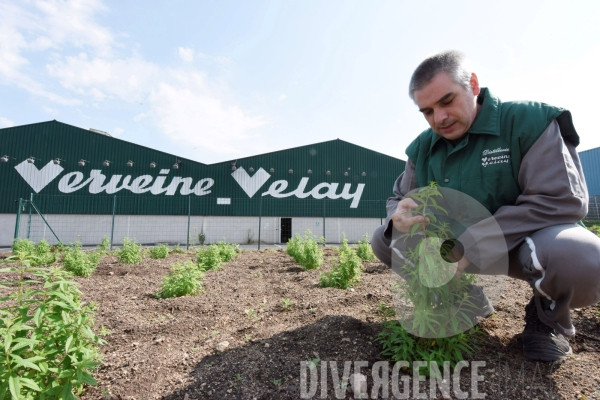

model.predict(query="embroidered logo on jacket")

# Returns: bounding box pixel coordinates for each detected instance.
[482,147,509,156]
[481,148,510,167]
[481,154,510,167]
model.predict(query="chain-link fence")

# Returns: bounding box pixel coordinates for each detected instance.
[13,194,387,249]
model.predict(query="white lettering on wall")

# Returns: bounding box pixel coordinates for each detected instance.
[129,175,153,193]
[14,160,64,193]
[261,178,365,208]
[232,167,271,198]
[193,178,214,195]
[56,169,214,197]
[57,172,92,193]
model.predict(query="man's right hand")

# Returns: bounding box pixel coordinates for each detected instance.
[391,197,430,233]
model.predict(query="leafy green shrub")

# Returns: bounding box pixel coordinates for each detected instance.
[12,238,35,255]
[317,236,326,246]
[98,236,111,252]
[117,237,143,264]
[585,221,600,237]
[35,239,57,265]
[377,320,479,377]
[196,245,222,271]
[390,183,480,336]
[171,243,185,254]
[320,235,362,289]
[12,238,56,266]
[0,254,104,398]
[63,243,101,277]
[157,261,204,298]
[286,230,323,270]
[198,230,206,245]
[356,234,376,260]
[376,182,482,376]
[216,241,239,262]
[149,243,170,259]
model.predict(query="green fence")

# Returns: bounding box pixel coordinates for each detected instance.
[13,194,387,249]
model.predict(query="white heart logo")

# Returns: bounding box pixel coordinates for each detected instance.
[14,160,64,193]
[482,157,487,162]
[232,167,271,198]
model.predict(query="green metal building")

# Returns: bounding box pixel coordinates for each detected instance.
[0,121,405,246]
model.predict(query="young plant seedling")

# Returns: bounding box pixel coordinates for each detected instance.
[375,301,396,320]
[281,298,293,311]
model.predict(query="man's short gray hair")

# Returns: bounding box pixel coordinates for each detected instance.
[408,50,473,101]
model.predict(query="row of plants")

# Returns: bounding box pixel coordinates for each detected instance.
[10,237,201,277]
[0,237,241,397]
[285,231,375,289]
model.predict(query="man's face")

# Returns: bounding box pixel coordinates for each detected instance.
[413,71,480,141]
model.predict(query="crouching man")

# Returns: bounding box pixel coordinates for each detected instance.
[372,50,600,362]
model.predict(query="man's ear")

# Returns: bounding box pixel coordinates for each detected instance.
[470,73,481,96]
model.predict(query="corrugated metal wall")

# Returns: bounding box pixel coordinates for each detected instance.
[580,147,600,196]
[0,121,405,218]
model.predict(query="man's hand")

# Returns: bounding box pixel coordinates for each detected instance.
[391,197,430,233]
[453,255,471,279]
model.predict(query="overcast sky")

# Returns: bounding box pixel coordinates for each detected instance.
[1,0,599,164]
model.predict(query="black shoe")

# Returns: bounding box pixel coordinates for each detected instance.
[454,284,494,328]
[522,297,572,362]
[464,284,495,320]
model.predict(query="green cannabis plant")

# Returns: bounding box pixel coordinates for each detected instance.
[0,253,104,398]
[117,237,143,264]
[356,234,376,260]
[198,230,206,246]
[63,242,101,277]
[320,234,362,289]
[377,182,481,376]
[157,261,204,298]
[12,238,35,255]
[216,241,239,262]
[281,298,294,311]
[149,243,170,259]
[196,245,222,271]
[98,236,111,252]
[12,238,56,266]
[171,243,185,254]
[286,230,323,270]
[377,321,479,377]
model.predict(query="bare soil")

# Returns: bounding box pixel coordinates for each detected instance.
[2,248,600,399]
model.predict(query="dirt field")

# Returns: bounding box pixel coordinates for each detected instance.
[2,248,600,399]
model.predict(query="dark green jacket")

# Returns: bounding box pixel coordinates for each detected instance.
[405,88,579,215]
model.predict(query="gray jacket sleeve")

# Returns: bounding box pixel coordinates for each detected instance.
[383,159,418,238]
[460,119,588,269]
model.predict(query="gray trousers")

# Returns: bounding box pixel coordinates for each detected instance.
[372,223,600,337]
